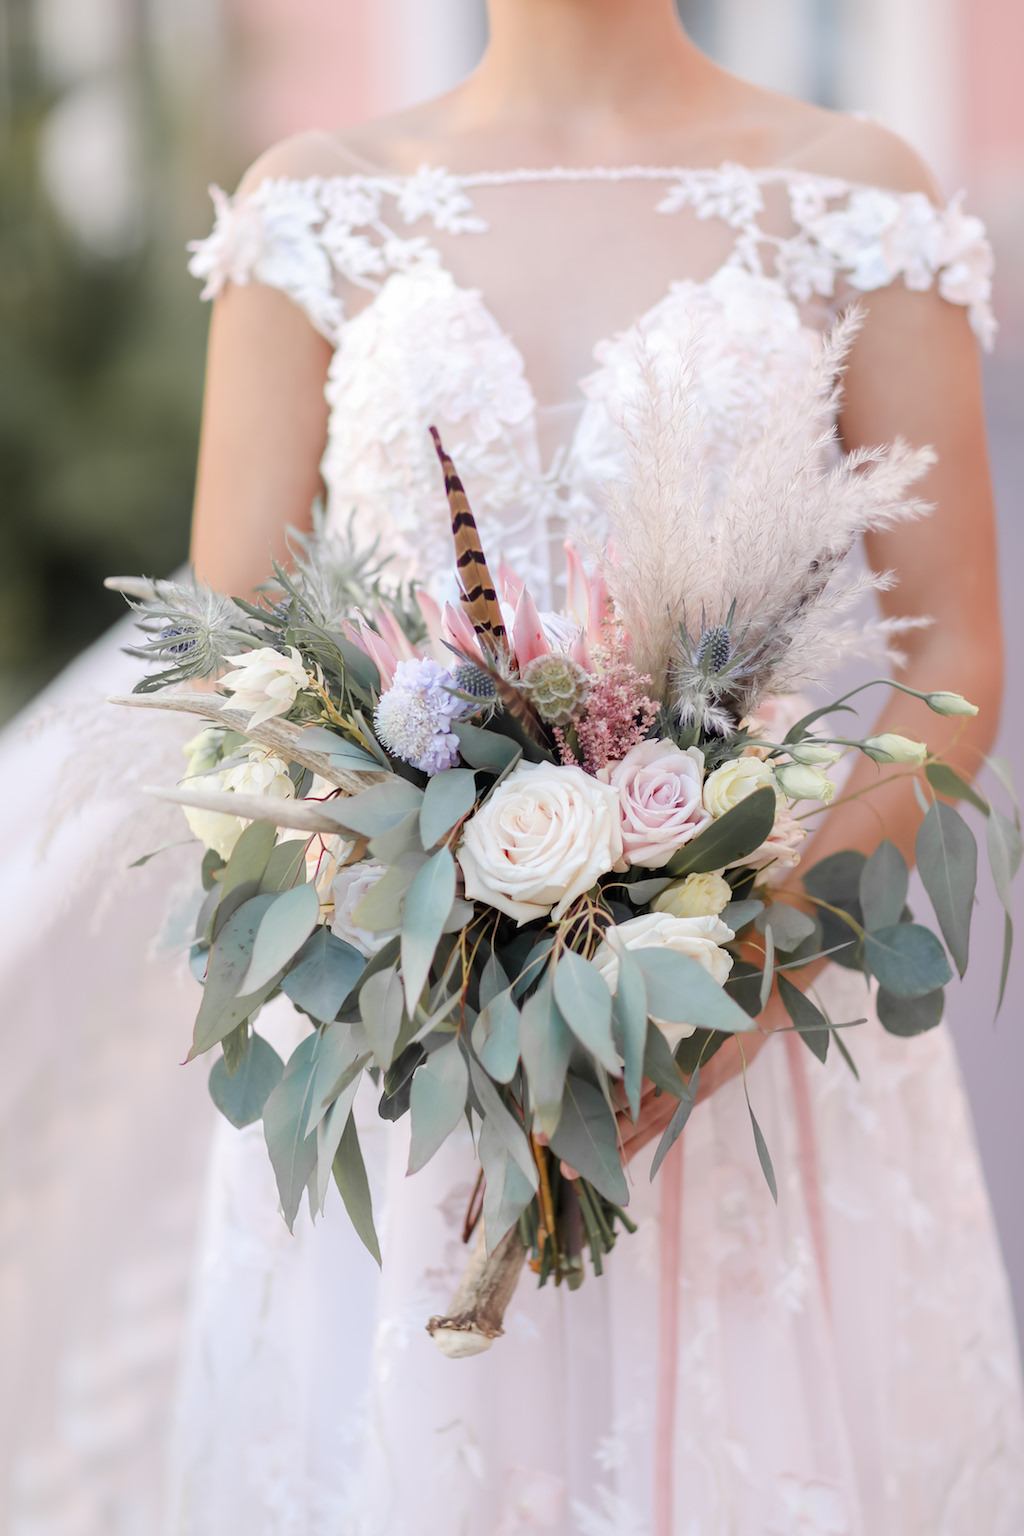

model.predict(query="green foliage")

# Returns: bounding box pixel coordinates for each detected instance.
[858,840,909,934]
[863,923,953,999]
[548,1077,629,1205]
[471,989,522,1083]
[876,986,945,1037]
[553,953,618,1074]
[665,787,777,877]
[777,974,830,1063]
[802,850,867,970]
[281,928,366,1024]
[262,1033,323,1232]
[208,1033,285,1129]
[519,981,573,1136]
[400,848,456,1013]
[916,803,977,978]
[332,1117,381,1266]
[408,1038,469,1173]
[633,948,756,1033]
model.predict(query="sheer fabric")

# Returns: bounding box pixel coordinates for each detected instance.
[0,158,1017,1535]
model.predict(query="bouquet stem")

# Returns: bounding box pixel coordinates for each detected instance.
[427,1222,527,1358]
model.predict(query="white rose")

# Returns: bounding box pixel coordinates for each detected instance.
[652,871,733,919]
[182,744,295,861]
[457,761,623,925]
[221,645,314,728]
[703,757,777,818]
[593,912,735,1051]
[331,861,399,957]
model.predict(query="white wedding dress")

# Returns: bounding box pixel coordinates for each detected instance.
[3,152,1023,1535]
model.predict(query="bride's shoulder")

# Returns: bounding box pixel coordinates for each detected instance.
[232,127,382,197]
[782,110,943,203]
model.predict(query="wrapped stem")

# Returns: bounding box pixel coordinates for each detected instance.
[427,1223,527,1358]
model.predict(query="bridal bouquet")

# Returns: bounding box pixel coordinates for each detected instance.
[111,327,1020,1355]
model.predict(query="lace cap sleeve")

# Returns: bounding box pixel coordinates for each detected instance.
[793,182,996,349]
[187,178,348,341]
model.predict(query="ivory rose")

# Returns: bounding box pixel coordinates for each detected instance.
[457,762,623,925]
[181,733,295,860]
[652,871,733,919]
[703,756,777,818]
[593,912,735,1050]
[599,739,711,868]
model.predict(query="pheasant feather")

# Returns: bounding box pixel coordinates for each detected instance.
[430,427,510,663]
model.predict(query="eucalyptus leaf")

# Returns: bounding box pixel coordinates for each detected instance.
[876,985,945,1037]
[666,787,777,878]
[309,1021,368,1126]
[282,927,366,1023]
[802,850,867,970]
[420,768,477,849]
[642,1024,687,1099]
[863,923,953,999]
[220,821,277,905]
[916,801,977,977]
[259,838,310,895]
[721,899,764,932]
[241,884,321,995]
[351,861,419,931]
[548,1076,629,1204]
[479,952,510,1011]
[401,847,457,1014]
[263,1031,323,1231]
[189,893,279,1059]
[987,806,1023,913]
[519,981,573,1136]
[777,973,829,1063]
[553,953,619,1074]
[322,779,424,838]
[479,1119,536,1253]
[625,876,674,905]
[221,1021,248,1077]
[634,948,757,1033]
[858,839,910,934]
[650,1066,699,1182]
[454,721,520,773]
[368,809,425,863]
[471,988,521,1083]
[208,1032,284,1129]
[510,936,555,1000]
[314,1070,362,1213]
[359,966,405,1069]
[332,1116,381,1265]
[408,1037,469,1173]
[299,725,380,770]
[756,902,817,953]
[467,1059,538,1189]
[725,959,764,1018]
[612,946,648,1120]
[759,923,775,1012]
[748,1099,778,1203]
[925,762,989,816]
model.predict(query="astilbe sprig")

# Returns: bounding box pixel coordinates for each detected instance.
[574,642,659,774]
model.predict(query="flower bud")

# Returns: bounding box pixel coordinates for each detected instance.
[861,733,928,766]
[787,741,843,767]
[925,692,979,717]
[774,763,836,802]
[652,871,733,920]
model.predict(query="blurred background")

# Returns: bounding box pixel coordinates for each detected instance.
[1,0,1022,1325]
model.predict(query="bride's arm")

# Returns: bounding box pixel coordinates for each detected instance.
[189,277,332,596]
[622,161,1004,1155]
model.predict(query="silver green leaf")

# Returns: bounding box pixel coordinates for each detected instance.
[262,1031,323,1231]
[547,1076,628,1205]
[748,1098,778,1203]
[519,981,573,1136]
[553,952,620,1074]
[408,1037,469,1173]
[479,1119,536,1253]
[208,1032,284,1129]
[401,847,457,1013]
[634,948,758,1033]
[359,966,405,1069]
[756,902,818,953]
[259,838,310,894]
[281,927,366,1023]
[612,946,648,1121]
[420,768,477,849]
[649,1065,699,1181]
[332,1116,381,1266]
[916,801,977,977]
[323,778,424,838]
[241,884,321,995]
[467,1059,538,1191]
[776,973,829,1063]
[858,839,909,933]
[925,762,989,816]
[471,988,521,1083]
[863,923,953,998]
[190,893,278,1059]
[876,985,945,1036]
[666,787,777,878]
[453,721,520,773]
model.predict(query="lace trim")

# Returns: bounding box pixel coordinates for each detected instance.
[187,162,996,349]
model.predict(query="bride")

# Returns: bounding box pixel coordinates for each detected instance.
[6,0,1024,1531]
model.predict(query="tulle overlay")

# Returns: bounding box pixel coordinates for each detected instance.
[1,159,1022,1533]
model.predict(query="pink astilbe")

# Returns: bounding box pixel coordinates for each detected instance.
[576,643,659,775]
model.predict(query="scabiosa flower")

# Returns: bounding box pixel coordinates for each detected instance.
[374,658,466,775]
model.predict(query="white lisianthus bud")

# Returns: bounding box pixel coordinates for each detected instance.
[787,741,843,767]
[652,871,733,919]
[861,733,928,766]
[925,692,979,717]
[774,763,836,802]
[221,645,315,728]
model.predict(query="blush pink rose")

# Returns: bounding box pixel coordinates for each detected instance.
[599,740,711,869]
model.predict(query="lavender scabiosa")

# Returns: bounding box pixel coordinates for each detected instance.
[575,644,658,775]
[374,658,469,775]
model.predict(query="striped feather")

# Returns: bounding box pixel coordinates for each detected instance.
[430,426,509,661]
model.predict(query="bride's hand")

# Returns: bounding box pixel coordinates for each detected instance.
[616,991,791,1163]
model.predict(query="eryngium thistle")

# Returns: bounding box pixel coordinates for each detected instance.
[520,653,591,726]
[119,579,257,693]
[452,662,497,703]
